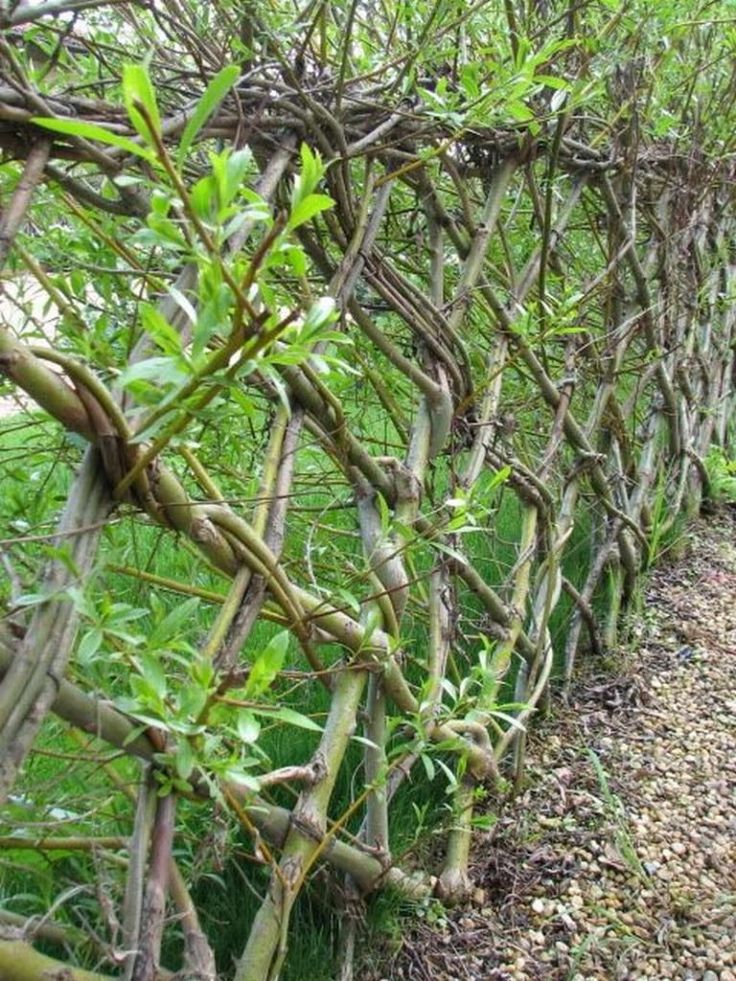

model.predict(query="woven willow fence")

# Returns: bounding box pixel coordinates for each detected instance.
[0,2,734,978]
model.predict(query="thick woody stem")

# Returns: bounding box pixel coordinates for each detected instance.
[0,448,110,803]
[132,794,176,981]
[122,767,158,981]
[0,139,50,269]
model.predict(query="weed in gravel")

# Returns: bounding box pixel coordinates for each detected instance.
[586,748,646,879]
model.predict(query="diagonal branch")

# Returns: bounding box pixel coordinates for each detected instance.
[0,447,111,804]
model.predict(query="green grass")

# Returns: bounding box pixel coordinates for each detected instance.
[0,411,462,977]
[705,447,736,503]
[0,404,643,979]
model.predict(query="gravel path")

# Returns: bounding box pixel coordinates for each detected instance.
[372,508,736,981]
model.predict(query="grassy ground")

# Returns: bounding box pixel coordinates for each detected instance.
[0,409,648,979]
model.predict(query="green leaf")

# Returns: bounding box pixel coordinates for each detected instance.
[303,296,337,332]
[190,659,216,691]
[167,718,207,736]
[280,242,308,277]
[508,101,534,123]
[431,541,468,564]
[178,685,208,720]
[140,304,183,357]
[30,117,153,161]
[236,710,261,744]
[291,143,326,208]
[471,814,497,830]
[435,757,457,792]
[139,652,167,699]
[360,605,382,648]
[192,281,233,358]
[287,193,334,230]
[535,74,570,90]
[250,706,322,732]
[245,630,289,698]
[420,753,436,781]
[336,588,361,616]
[174,740,195,779]
[228,385,257,416]
[122,63,161,144]
[376,490,390,535]
[222,148,253,205]
[140,214,188,250]
[177,65,240,168]
[190,174,218,220]
[149,598,200,647]
[14,590,53,609]
[209,148,240,210]
[491,710,527,731]
[118,704,168,730]
[224,766,261,792]
[351,735,381,750]
[300,143,322,190]
[77,629,103,666]
[122,722,153,747]
[118,356,189,391]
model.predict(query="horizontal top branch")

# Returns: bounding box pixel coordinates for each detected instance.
[0,68,728,191]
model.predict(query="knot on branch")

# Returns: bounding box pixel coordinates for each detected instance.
[571,450,606,475]
[308,752,328,785]
[280,855,304,891]
[191,515,224,549]
[480,618,510,643]
[376,456,422,506]
[292,799,327,840]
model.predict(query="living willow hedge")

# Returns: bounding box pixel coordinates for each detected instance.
[0,1,734,978]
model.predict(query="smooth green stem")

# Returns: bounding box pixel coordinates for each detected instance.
[0,941,112,981]
[436,775,475,904]
[363,673,389,853]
